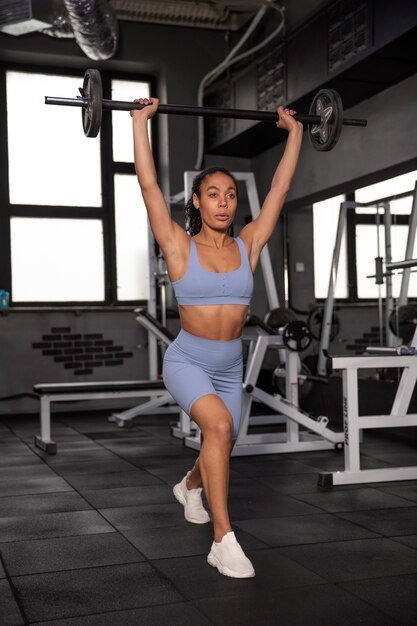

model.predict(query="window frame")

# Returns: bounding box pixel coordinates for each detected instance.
[0,63,157,307]
[309,170,417,306]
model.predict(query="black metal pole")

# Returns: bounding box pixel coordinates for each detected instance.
[45,96,368,127]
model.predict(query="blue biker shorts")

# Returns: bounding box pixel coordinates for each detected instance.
[162,329,243,438]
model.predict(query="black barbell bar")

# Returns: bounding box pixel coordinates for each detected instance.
[45,69,367,151]
[45,95,367,128]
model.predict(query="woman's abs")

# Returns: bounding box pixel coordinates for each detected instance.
[178,304,249,340]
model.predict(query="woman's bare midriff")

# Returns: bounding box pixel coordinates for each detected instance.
[179,304,249,341]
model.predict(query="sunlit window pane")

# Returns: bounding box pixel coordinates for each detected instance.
[114,174,149,300]
[6,71,102,207]
[355,170,417,206]
[11,218,105,301]
[356,224,417,299]
[313,195,348,299]
[112,79,151,163]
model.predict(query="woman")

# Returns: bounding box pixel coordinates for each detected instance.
[131,98,303,579]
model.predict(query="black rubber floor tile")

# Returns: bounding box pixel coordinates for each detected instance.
[61,419,134,433]
[0,510,114,543]
[82,484,175,508]
[0,476,72,497]
[33,440,107,452]
[0,492,91,518]
[64,470,163,491]
[98,435,174,448]
[134,459,199,485]
[285,451,393,472]
[89,429,151,440]
[292,487,416,513]
[235,513,379,546]
[0,579,24,626]
[122,524,266,560]
[194,584,398,626]
[12,562,183,622]
[366,451,417,466]
[341,574,417,625]
[230,457,319,476]
[99,502,185,530]
[256,473,364,494]
[339,506,417,536]
[50,458,138,475]
[375,483,417,504]
[391,535,417,550]
[1,533,144,576]
[32,602,213,626]
[0,442,34,454]
[228,494,320,520]
[0,456,47,470]
[279,538,417,582]
[0,560,5,577]
[125,445,198,460]
[227,477,277,499]
[37,449,121,465]
[154,548,324,600]
[0,464,57,481]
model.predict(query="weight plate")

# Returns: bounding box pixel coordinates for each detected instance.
[307,307,340,341]
[82,69,102,138]
[388,304,417,343]
[282,320,312,352]
[308,89,343,152]
[264,307,297,331]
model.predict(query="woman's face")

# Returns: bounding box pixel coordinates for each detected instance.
[193,173,237,233]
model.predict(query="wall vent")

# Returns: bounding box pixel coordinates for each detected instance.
[327,0,371,73]
[0,0,54,35]
[257,45,285,111]
[205,84,235,147]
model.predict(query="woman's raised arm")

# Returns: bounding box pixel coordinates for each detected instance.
[131,98,185,251]
[240,107,303,261]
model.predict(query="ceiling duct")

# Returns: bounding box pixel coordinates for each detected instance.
[110,0,255,30]
[63,0,119,59]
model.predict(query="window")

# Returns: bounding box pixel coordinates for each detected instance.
[1,68,153,305]
[312,170,417,302]
[313,194,348,299]
[6,71,102,207]
[354,170,417,300]
[10,218,105,302]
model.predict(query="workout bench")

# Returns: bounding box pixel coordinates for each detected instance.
[33,380,171,454]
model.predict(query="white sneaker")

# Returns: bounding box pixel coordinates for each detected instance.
[173,472,210,524]
[207,531,255,578]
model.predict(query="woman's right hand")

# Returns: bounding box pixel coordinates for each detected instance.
[130,97,159,120]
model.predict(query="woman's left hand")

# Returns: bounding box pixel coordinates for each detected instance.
[276,106,303,133]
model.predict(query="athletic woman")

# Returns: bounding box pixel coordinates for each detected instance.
[131,98,303,578]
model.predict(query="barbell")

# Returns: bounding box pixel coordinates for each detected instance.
[45,69,367,152]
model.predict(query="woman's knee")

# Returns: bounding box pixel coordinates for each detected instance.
[204,415,233,443]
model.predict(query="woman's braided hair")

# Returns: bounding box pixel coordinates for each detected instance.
[184,167,238,237]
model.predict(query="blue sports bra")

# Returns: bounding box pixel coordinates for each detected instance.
[172,237,254,306]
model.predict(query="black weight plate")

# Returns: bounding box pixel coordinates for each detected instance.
[82,69,102,138]
[308,89,343,152]
[264,307,297,331]
[388,304,417,343]
[282,320,312,352]
[307,307,340,341]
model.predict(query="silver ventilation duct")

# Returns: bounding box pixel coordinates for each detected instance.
[63,0,118,60]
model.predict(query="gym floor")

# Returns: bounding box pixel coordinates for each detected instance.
[1,412,417,625]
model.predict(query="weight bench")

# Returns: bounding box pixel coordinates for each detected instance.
[33,380,171,454]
